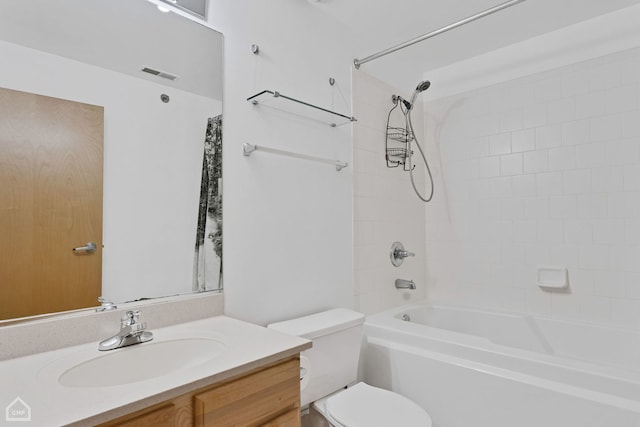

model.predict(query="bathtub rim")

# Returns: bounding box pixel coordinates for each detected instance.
[365,301,640,387]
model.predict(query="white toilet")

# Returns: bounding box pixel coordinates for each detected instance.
[268,308,433,427]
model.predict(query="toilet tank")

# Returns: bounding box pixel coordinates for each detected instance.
[268,308,365,407]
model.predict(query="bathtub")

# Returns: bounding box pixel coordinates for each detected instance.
[361,303,640,427]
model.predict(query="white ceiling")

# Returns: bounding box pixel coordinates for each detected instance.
[0,0,223,100]
[311,0,640,93]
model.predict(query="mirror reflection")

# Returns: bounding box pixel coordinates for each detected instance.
[0,0,223,321]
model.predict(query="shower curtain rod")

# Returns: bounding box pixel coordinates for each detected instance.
[353,0,527,69]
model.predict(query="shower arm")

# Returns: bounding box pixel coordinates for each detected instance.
[353,0,526,69]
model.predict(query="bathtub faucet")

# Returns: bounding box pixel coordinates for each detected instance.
[395,279,416,290]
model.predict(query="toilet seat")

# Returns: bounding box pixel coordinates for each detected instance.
[322,382,432,427]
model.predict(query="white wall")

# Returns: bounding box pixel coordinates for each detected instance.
[423,45,640,327]
[0,40,221,303]
[352,70,427,314]
[209,1,356,325]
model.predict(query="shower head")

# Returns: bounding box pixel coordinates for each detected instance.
[409,80,431,110]
[416,80,431,93]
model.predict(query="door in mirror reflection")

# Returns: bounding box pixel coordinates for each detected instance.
[0,87,103,320]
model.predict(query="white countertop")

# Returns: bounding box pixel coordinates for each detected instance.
[0,315,311,426]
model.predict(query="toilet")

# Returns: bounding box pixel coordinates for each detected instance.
[268,308,432,427]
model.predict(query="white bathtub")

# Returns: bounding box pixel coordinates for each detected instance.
[361,303,640,427]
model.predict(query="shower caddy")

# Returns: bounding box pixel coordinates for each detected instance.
[385,95,414,170]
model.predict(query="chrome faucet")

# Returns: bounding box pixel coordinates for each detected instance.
[95,297,117,312]
[98,310,153,351]
[395,279,416,290]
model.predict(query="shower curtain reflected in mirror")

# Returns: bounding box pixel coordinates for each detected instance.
[194,115,222,292]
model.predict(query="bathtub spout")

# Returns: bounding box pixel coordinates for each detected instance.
[395,279,416,290]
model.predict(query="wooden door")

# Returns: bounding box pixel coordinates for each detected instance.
[0,87,103,320]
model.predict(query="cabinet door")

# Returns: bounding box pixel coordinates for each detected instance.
[194,358,300,427]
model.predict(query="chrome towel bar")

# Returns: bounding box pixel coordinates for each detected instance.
[243,142,348,172]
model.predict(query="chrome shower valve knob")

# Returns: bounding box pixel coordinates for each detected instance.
[390,241,415,267]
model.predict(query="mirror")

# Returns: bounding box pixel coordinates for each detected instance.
[0,0,223,322]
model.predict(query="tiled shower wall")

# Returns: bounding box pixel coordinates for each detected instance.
[424,47,640,327]
[353,70,427,314]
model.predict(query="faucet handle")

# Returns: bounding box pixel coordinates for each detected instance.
[96,297,117,312]
[121,310,142,327]
[390,241,414,267]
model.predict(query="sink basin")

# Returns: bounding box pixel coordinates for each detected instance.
[58,338,225,387]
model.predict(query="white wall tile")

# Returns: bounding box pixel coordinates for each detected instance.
[605,85,639,113]
[500,153,523,176]
[578,245,610,269]
[547,98,576,124]
[489,133,512,155]
[623,164,640,191]
[627,271,640,299]
[562,169,591,194]
[512,174,537,197]
[592,166,624,193]
[592,220,626,245]
[575,92,605,119]
[562,120,591,145]
[589,63,622,91]
[524,150,549,174]
[512,129,536,152]
[549,146,576,171]
[562,70,590,98]
[491,177,512,198]
[535,77,562,103]
[354,71,427,314]
[522,103,548,128]
[593,270,627,298]
[549,196,577,219]
[607,138,639,165]
[424,48,640,327]
[536,172,563,196]
[537,219,564,243]
[536,124,563,148]
[576,194,607,219]
[579,295,611,323]
[591,114,622,141]
[499,109,523,132]
[576,142,607,169]
[524,197,550,219]
[478,156,500,178]
[622,110,640,137]
[564,220,593,244]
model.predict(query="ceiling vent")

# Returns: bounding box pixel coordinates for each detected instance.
[141,67,178,81]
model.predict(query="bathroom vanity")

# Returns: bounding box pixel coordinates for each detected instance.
[0,315,310,426]
[99,357,300,426]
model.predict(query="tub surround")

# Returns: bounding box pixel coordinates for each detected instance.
[423,43,640,326]
[0,292,224,360]
[0,314,310,426]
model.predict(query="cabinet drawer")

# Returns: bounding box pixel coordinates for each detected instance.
[194,358,300,427]
[260,408,300,427]
[106,404,176,427]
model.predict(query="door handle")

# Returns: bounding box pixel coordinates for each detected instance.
[73,242,97,253]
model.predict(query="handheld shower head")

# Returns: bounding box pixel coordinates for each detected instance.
[409,80,431,109]
[416,80,431,92]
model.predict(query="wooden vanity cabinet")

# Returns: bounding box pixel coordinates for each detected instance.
[99,357,301,427]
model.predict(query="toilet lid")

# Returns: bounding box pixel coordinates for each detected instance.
[325,382,432,427]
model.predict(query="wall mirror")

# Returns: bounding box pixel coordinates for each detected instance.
[0,0,223,322]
